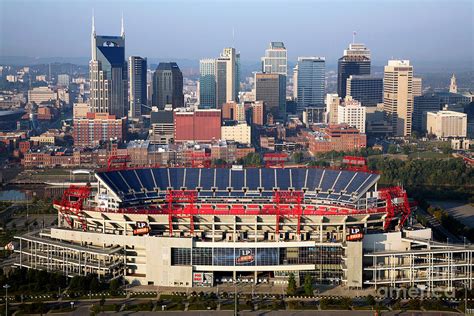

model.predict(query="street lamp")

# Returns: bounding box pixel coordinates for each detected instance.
[3,284,10,316]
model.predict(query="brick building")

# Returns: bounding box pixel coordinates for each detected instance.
[73,113,126,147]
[306,124,366,154]
[174,109,221,143]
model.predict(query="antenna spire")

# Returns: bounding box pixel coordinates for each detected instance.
[121,12,125,37]
[232,27,235,48]
[352,31,356,44]
[92,9,96,36]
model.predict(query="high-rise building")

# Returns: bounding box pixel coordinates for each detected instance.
[296,57,325,113]
[346,75,383,106]
[413,93,440,132]
[326,94,340,125]
[89,15,127,118]
[152,62,184,110]
[292,65,298,99]
[337,43,371,99]
[413,77,422,97]
[199,48,240,109]
[337,97,366,134]
[383,60,414,137]
[261,42,287,75]
[255,73,286,119]
[128,56,147,119]
[216,59,227,109]
[199,59,217,108]
[219,48,240,102]
[449,74,458,93]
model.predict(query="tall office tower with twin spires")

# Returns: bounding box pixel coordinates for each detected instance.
[89,15,128,118]
[337,42,371,99]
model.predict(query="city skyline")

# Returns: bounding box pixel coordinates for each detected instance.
[0,0,472,68]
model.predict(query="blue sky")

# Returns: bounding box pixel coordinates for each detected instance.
[0,0,472,65]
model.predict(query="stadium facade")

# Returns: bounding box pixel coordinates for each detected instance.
[14,164,474,291]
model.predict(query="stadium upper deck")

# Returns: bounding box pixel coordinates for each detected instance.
[95,167,380,207]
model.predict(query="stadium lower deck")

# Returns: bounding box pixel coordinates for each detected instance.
[13,167,474,290]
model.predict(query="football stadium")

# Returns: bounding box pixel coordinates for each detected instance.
[14,161,474,291]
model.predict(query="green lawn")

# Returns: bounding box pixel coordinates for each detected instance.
[408,151,451,159]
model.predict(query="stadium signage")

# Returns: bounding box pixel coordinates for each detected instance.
[236,249,255,264]
[133,221,150,235]
[346,226,364,241]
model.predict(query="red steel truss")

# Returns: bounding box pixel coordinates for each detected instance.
[378,186,411,230]
[55,185,91,231]
[273,190,304,236]
[166,190,198,235]
[107,155,131,170]
[264,153,288,168]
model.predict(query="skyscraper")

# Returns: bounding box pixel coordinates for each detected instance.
[128,56,147,119]
[89,15,128,118]
[199,59,217,108]
[413,77,423,97]
[383,60,414,137]
[337,43,371,99]
[152,62,184,109]
[346,75,383,106]
[261,42,287,75]
[199,48,240,109]
[219,47,240,102]
[255,73,286,119]
[296,57,325,113]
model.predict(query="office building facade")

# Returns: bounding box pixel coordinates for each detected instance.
[426,110,467,139]
[199,59,217,108]
[261,42,287,75]
[152,62,184,109]
[174,108,221,142]
[128,56,147,118]
[296,57,325,113]
[89,16,128,118]
[383,60,414,137]
[346,75,383,106]
[413,94,441,132]
[255,73,286,119]
[326,94,340,125]
[337,97,366,134]
[337,43,371,99]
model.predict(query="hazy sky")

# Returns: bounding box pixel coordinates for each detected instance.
[0,0,473,65]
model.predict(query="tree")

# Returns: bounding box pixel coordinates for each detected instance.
[90,277,100,293]
[303,274,313,296]
[292,151,304,164]
[109,278,120,294]
[387,144,398,154]
[366,294,375,306]
[287,273,297,296]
